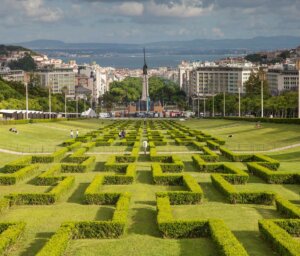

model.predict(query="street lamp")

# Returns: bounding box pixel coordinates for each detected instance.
[48,84,52,119]
[238,80,241,117]
[223,89,226,117]
[259,71,265,118]
[297,59,300,118]
[24,82,28,119]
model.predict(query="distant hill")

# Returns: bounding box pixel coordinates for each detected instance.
[0,45,34,56]
[16,36,300,54]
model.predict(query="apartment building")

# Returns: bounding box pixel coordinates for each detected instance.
[0,69,25,83]
[36,68,76,96]
[267,68,299,95]
[188,66,257,98]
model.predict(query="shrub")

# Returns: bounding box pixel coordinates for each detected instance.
[3,156,32,173]
[247,163,299,184]
[67,142,82,151]
[259,219,300,256]
[7,176,75,205]
[35,164,63,185]
[32,148,68,163]
[207,140,220,150]
[0,198,10,214]
[36,224,74,256]
[84,175,120,204]
[209,219,249,256]
[0,164,39,185]
[275,196,300,218]
[0,222,26,255]
[211,174,275,205]
[61,156,95,173]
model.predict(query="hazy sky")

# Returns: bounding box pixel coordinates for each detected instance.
[1,0,300,43]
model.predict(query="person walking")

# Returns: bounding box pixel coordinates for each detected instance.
[76,129,79,138]
[143,140,148,155]
[70,130,74,138]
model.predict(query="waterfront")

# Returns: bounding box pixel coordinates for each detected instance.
[42,52,240,68]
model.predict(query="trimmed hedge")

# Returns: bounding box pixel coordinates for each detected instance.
[67,142,82,151]
[247,162,299,184]
[275,196,300,218]
[61,156,95,173]
[0,222,26,255]
[35,164,63,185]
[104,164,136,185]
[211,174,275,205]
[3,156,32,173]
[7,176,75,205]
[156,196,249,254]
[38,193,131,255]
[32,147,69,163]
[224,116,300,125]
[0,164,39,185]
[259,219,300,256]
[209,219,249,256]
[84,176,119,204]
[36,224,74,256]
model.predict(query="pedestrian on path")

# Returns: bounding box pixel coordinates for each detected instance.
[76,129,79,138]
[70,130,74,138]
[143,140,148,155]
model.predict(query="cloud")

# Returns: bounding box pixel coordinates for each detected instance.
[0,0,63,23]
[212,27,224,38]
[113,2,144,16]
[146,0,214,18]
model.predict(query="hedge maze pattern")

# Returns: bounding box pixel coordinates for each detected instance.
[0,120,299,255]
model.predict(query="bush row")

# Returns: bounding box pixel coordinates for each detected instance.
[219,147,280,169]
[211,174,275,204]
[32,147,69,163]
[0,222,26,255]
[258,219,300,256]
[0,164,39,185]
[35,164,63,185]
[3,156,32,173]
[247,162,299,184]
[152,163,183,185]
[84,175,120,204]
[36,223,74,256]
[104,164,136,185]
[37,193,131,255]
[61,156,95,173]
[275,196,300,218]
[156,195,209,238]
[209,219,249,256]
[156,196,249,255]
[224,116,300,125]
[7,176,75,205]
[202,146,219,161]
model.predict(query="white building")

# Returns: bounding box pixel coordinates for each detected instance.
[78,64,109,99]
[36,68,76,96]
[188,66,257,98]
[267,68,299,95]
[0,69,25,83]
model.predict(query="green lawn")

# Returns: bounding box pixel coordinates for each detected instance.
[0,119,113,152]
[184,119,300,151]
[0,118,299,255]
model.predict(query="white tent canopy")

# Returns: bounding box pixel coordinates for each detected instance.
[81,108,97,118]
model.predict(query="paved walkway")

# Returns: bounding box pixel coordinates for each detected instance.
[234,143,300,153]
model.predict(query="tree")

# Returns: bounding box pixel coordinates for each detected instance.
[8,53,37,71]
[245,72,270,98]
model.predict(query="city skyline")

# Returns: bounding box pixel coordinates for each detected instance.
[1,0,300,44]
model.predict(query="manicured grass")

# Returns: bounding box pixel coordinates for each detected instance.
[0,118,300,255]
[0,119,113,152]
[184,119,300,151]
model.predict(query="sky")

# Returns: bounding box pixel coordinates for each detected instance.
[1,0,300,44]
